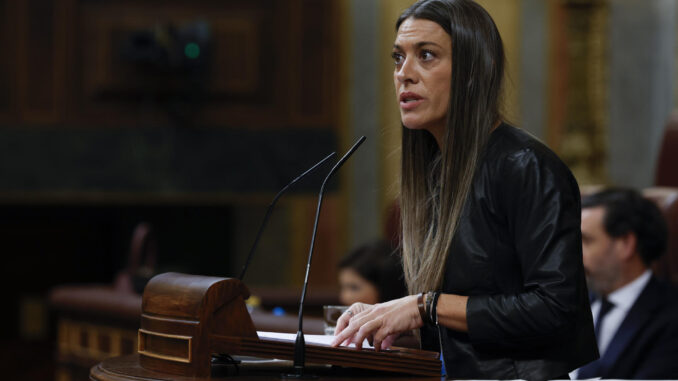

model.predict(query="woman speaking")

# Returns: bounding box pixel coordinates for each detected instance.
[332,0,598,379]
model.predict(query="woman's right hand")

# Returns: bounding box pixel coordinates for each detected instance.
[332,295,423,351]
[334,302,374,337]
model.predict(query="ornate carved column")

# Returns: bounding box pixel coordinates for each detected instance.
[548,0,609,185]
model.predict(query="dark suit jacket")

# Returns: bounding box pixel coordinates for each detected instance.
[420,125,598,381]
[593,276,678,379]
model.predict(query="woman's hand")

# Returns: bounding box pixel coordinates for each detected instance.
[331,295,423,351]
[333,302,375,339]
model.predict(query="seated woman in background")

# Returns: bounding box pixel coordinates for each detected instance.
[338,240,407,305]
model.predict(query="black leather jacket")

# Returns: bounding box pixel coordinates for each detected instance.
[421,124,598,381]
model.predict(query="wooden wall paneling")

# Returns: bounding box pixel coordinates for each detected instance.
[77,3,166,125]
[288,197,314,286]
[76,0,287,127]
[310,194,341,287]
[287,195,341,288]
[199,4,282,127]
[77,2,179,126]
[306,0,337,125]
[0,0,17,121]
[17,0,66,124]
[210,18,260,96]
[53,0,73,125]
[283,0,341,288]
[263,0,296,128]
[5,0,340,128]
[60,0,76,125]
[280,0,299,127]
[197,0,293,128]
[288,0,337,126]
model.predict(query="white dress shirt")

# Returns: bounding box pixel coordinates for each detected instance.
[592,269,651,355]
[570,270,652,379]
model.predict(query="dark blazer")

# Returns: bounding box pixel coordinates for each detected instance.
[421,124,598,381]
[588,276,678,379]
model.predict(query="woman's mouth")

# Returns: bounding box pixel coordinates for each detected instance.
[399,92,424,110]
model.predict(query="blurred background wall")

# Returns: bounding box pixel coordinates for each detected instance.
[0,0,676,380]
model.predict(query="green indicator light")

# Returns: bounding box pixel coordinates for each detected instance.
[184,42,200,59]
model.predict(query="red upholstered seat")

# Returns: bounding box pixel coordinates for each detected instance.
[643,187,678,284]
[655,112,678,187]
[651,112,678,283]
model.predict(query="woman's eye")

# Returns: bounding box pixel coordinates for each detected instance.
[420,50,435,61]
[392,52,404,65]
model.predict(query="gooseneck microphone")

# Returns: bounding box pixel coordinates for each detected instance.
[238,152,336,282]
[284,136,366,379]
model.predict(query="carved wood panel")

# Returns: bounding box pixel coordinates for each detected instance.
[287,0,337,125]
[79,4,264,99]
[0,0,339,128]
[547,0,608,184]
[15,0,71,124]
[0,0,17,120]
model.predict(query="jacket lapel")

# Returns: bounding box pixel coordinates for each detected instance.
[598,277,663,375]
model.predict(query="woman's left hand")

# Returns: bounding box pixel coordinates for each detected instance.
[330,294,423,351]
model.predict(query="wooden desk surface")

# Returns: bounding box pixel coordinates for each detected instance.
[90,354,442,381]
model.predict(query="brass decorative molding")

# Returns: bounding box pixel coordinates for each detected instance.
[549,0,609,185]
[138,328,193,364]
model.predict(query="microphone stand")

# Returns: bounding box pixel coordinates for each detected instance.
[238,152,336,282]
[214,153,334,369]
[282,136,366,379]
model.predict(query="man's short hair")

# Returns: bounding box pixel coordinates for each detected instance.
[582,188,668,266]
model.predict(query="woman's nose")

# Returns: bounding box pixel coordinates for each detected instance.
[395,58,417,84]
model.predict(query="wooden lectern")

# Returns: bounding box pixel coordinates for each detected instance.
[98,272,441,379]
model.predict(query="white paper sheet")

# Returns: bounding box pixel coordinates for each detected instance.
[257,331,373,349]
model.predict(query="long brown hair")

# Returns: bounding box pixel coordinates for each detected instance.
[398,0,505,293]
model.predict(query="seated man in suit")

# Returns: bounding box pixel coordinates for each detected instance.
[573,188,678,379]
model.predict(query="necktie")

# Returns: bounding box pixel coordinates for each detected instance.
[577,297,615,379]
[594,297,615,340]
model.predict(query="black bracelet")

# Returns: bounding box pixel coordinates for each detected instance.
[430,291,441,325]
